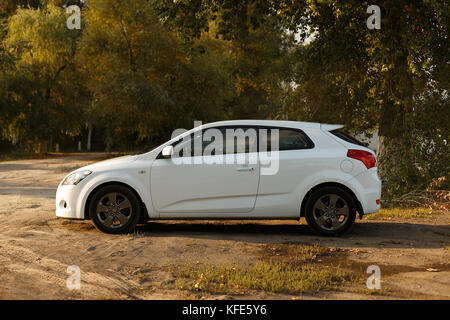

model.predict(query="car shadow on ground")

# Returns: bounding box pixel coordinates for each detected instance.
[132,220,450,249]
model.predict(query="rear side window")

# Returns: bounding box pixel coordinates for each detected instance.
[330,129,366,147]
[259,128,314,151]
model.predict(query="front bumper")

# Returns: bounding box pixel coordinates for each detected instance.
[56,184,84,219]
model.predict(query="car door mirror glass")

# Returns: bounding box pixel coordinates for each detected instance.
[162,145,174,158]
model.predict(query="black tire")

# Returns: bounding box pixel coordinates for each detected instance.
[89,184,141,234]
[304,186,356,236]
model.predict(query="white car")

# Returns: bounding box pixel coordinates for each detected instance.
[56,120,381,236]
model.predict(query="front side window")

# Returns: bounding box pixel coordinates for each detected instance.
[172,126,258,157]
[220,127,257,154]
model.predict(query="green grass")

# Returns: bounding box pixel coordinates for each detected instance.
[171,244,355,295]
[365,207,443,220]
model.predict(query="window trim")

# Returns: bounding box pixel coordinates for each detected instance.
[156,125,315,159]
[157,125,259,158]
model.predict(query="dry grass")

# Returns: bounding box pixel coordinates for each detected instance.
[171,244,356,295]
[365,207,444,220]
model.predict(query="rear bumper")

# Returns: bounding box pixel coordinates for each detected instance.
[348,168,381,214]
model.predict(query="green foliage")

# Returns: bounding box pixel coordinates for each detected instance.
[152,0,275,41]
[0,1,42,17]
[77,0,177,148]
[287,1,449,133]
[1,3,84,150]
[282,1,449,198]
[77,0,237,149]
[380,91,450,198]
[223,17,294,119]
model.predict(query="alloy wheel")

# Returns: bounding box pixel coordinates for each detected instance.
[312,194,349,231]
[95,192,132,229]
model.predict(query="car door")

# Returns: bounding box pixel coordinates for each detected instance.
[150,126,260,216]
[255,127,316,216]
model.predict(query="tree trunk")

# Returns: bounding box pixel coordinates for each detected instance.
[376,135,385,160]
[87,122,93,151]
[37,140,48,154]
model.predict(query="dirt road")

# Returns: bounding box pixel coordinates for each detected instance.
[0,155,448,299]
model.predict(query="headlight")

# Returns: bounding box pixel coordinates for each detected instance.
[62,170,92,185]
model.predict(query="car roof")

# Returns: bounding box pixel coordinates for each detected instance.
[142,120,345,157]
[201,120,342,131]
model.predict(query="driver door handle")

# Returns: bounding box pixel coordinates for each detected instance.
[236,167,255,172]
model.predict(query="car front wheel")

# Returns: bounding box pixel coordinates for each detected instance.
[89,184,141,234]
[304,186,356,236]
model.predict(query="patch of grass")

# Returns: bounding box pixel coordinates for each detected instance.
[171,244,355,295]
[265,243,327,262]
[365,207,443,220]
[174,262,350,295]
[127,230,147,238]
[136,272,146,280]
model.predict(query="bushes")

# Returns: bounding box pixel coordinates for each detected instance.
[379,93,449,201]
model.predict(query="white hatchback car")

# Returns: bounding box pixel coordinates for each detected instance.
[56,120,381,236]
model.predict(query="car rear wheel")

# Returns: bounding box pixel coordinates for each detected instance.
[304,186,356,236]
[89,184,141,234]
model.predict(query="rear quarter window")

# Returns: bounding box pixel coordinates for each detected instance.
[259,128,314,151]
[330,129,367,147]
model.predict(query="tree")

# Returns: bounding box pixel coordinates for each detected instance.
[224,18,294,119]
[78,0,233,150]
[0,0,42,16]
[285,1,449,196]
[153,0,295,120]
[3,3,84,151]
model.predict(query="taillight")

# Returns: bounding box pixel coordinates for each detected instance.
[347,149,377,169]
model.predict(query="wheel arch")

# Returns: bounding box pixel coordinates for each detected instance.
[83,181,149,222]
[300,182,364,219]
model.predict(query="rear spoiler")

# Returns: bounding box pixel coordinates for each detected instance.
[320,124,344,131]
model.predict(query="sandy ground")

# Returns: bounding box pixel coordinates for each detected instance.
[0,155,448,300]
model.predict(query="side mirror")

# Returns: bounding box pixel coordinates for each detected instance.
[162,145,174,158]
